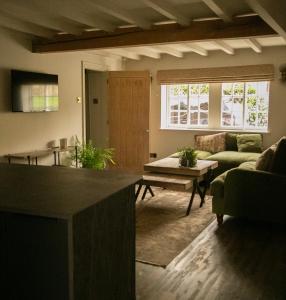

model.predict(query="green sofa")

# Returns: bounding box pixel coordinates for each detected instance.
[170,133,262,178]
[195,133,262,178]
[211,137,286,225]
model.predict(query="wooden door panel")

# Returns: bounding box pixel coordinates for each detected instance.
[108,71,150,172]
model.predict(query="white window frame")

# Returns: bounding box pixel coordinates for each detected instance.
[160,81,270,133]
[220,81,270,131]
[161,83,209,129]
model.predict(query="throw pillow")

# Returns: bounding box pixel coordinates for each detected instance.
[225,133,238,151]
[236,134,262,153]
[195,132,226,153]
[256,143,277,171]
[271,137,286,175]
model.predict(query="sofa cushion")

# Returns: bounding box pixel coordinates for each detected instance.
[236,134,262,153]
[238,161,257,170]
[169,150,212,160]
[195,150,212,160]
[256,143,277,171]
[194,132,226,153]
[225,133,238,151]
[207,151,260,165]
[271,137,286,175]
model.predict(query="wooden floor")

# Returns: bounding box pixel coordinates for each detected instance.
[136,216,286,300]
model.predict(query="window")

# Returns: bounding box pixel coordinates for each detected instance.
[161,81,270,132]
[162,83,209,128]
[221,81,269,130]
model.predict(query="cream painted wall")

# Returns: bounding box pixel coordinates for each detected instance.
[125,47,286,159]
[0,29,122,165]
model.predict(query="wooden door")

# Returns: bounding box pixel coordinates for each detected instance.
[108,71,150,172]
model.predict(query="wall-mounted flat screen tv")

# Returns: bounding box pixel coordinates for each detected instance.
[11,70,59,112]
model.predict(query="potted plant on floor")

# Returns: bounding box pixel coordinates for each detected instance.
[178,147,197,168]
[71,137,115,170]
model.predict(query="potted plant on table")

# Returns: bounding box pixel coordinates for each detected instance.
[71,137,115,170]
[178,147,197,168]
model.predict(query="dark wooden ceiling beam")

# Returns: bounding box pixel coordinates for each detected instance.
[33,16,276,53]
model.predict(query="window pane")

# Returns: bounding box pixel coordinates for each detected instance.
[232,111,243,127]
[246,112,257,127]
[169,85,188,97]
[200,84,209,95]
[190,84,199,95]
[180,112,187,124]
[258,112,268,127]
[222,97,232,111]
[200,112,208,125]
[169,98,178,110]
[222,112,231,126]
[222,83,232,95]
[200,96,208,110]
[190,112,198,125]
[246,82,257,95]
[246,96,257,111]
[233,83,244,96]
[190,97,198,110]
[170,112,178,124]
[180,99,188,110]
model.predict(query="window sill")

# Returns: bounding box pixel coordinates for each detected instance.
[160,127,270,134]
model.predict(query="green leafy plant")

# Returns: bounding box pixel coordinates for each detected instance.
[178,147,197,168]
[71,137,115,170]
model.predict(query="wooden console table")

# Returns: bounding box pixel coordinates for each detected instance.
[4,146,78,167]
[0,163,139,300]
[5,149,53,165]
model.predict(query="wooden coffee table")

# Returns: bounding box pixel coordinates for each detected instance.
[141,158,218,215]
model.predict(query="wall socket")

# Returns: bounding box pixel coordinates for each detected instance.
[150,153,157,158]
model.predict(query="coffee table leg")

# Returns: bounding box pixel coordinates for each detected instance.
[135,183,143,201]
[186,179,197,216]
[197,169,214,207]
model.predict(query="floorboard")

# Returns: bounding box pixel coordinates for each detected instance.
[136,216,286,300]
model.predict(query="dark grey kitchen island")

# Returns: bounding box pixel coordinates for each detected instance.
[0,163,139,300]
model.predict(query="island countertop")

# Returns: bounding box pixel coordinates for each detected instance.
[0,163,140,219]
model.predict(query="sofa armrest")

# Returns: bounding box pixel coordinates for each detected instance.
[224,168,286,222]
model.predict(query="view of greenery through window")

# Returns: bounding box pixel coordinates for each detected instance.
[167,83,209,127]
[162,81,269,131]
[221,81,269,129]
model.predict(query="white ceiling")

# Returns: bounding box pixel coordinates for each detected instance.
[0,0,285,60]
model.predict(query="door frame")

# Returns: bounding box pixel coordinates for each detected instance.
[81,61,110,143]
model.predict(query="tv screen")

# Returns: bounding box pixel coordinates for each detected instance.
[11,70,59,112]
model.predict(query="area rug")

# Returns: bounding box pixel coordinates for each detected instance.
[136,188,215,268]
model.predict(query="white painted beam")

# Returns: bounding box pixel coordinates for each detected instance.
[185,43,208,56]
[0,4,82,35]
[26,0,115,32]
[0,13,55,38]
[131,47,161,59]
[202,0,232,22]
[246,38,262,53]
[84,0,151,29]
[143,0,190,26]
[246,0,286,40]
[154,45,184,58]
[214,41,235,55]
[104,49,141,60]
